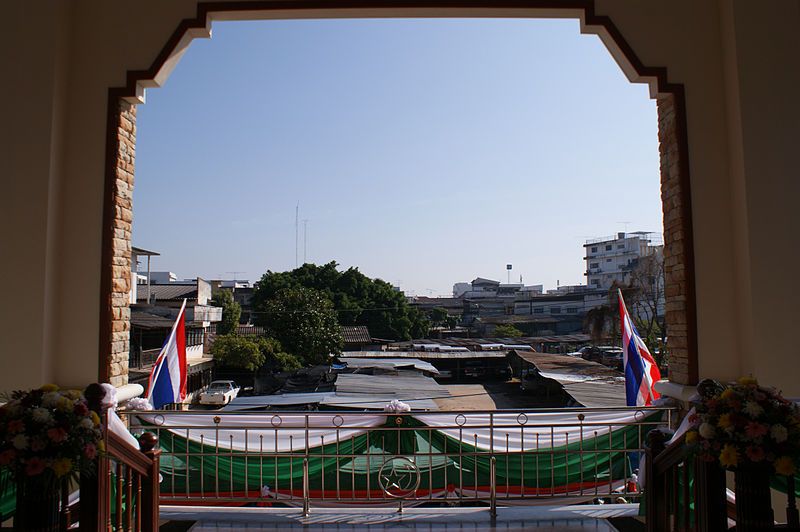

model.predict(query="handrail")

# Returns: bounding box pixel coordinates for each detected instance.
[106,430,152,476]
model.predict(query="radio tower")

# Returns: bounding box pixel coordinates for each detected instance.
[295,202,299,268]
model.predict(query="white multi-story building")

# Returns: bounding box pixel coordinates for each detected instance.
[584,232,662,290]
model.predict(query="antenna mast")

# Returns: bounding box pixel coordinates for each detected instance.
[303,219,309,264]
[295,202,299,268]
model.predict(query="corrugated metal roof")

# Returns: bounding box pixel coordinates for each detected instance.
[342,350,509,360]
[136,284,197,301]
[130,311,177,329]
[220,391,439,411]
[338,357,439,375]
[340,325,372,344]
[335,373,450,399]
[319,395,439,410]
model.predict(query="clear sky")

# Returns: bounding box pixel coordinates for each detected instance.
[132,18,661,296]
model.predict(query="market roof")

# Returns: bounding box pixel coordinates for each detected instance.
[130,311,178,329]
[511,351,626,408]
[221,391,439,411]
[338,357,439,375]
[340,325,372,345]
[342,350,509,360]
[335,372,451,400]
[135,284,197,302]
[131,246,160,256]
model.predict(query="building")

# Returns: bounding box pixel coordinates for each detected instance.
[584,231,662,290]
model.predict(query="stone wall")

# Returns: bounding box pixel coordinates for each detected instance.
[107,101,136,387]
[657,93,692,385]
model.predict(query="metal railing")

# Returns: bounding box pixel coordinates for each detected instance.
[121,406,673,513]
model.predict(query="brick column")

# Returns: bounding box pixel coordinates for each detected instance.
[107,101,136,387]
[658,94,691,385]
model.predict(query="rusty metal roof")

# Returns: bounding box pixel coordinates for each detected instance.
[341,325,372,345]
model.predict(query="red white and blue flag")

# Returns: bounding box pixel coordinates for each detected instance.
[618,289,661,406]
[146,299,187,409]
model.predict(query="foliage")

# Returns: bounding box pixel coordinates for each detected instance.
[0,385,102,490]
[429,308,449,327]
[493,324,524,338]
[211,289,242,336]
[259,286,344,365]
[211,335,303,372]
[627,251,666,352]
[211,335,265,371]
[251,262,429,341]
[686,377,800,475]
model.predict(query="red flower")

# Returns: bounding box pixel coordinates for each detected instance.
[0,449,15,466]
[7,420,24,433]
[73,402,89,416]
[47,427,68,443]
[25,457,46,476]
[745,422,768,439]
[83,443,97,460]
[746,446,766,462]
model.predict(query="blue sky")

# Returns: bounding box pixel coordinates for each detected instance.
[133,18,660,296]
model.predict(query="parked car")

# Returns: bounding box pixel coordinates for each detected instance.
[199,380,240,406]
[600,348,625,370]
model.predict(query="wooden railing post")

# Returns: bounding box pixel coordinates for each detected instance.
[694,457,726,531]
[645,429,668,532]
[139,432,161,532]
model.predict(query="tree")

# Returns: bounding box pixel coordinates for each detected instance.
[251,262,429,341]
[493,324,524,338]
[260,287,343,365]
[211,289,241,335]
[210,335,265,371]
[430,308,449,328]
[210,335,302,372]
[627,250,666,355]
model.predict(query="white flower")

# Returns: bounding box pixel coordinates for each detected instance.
[31,407,52,423]
[699,422,716,439]
[12,434,29,450]
[770,424,788,443]
[42,392,61,408]
[80,417,94,429]
[743,401,764,418]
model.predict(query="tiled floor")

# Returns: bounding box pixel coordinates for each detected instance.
[161,504,638,531]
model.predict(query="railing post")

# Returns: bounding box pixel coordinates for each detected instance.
[302,458,310,517]
[490,456,497,519]
[695,456,726,532]
[787,475,799,529]
[81,383,107,532]
[139,432,161,532]
[645,429,667,532]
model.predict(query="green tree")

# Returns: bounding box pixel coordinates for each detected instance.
[211,289,241,335]
[210,335,303,373]
[260,287,343,365]
[251,262,429,340]
[493,324,524,338]
[430,308,449,327]
[210,335,265,371]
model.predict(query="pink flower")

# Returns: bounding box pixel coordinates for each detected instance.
[746,446,766,462]
[7,420,24,433]
[73,402,89,416]
[745,422,768,439]
[47,427,67,443]
[0,449,15,466]
[83,443,97,460]
[25,457,46,476]
[688,413,699,424]
[30,437,46,452]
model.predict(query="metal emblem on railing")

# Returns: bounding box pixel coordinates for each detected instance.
[378,456,421,499]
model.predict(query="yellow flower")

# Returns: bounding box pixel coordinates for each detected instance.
[90,411,100,426]
[65,390,82,400]
[720,388,735,400]
[685,430,698,444]
[774,456,796,476]
[98,440,106,452]
[56,397,73,412]
[718,414,733,430]
[738,376,758,386]
[52,458,73,477]
[40,383,59,393]
[719,444,739,468]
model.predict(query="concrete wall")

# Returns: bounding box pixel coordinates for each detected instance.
[2,0,799,394]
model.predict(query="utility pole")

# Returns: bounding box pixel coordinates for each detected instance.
[295,202,299,268]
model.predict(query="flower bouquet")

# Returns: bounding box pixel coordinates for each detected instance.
[685,377,800,474]
[0,384,103,529]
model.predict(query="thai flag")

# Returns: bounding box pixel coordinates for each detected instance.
[146,299,187,409]
[618,289,661,406]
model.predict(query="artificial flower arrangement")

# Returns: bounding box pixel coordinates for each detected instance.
[0,384,103,489]
[685,377,800,475]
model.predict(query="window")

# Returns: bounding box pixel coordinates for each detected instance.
[186,327,204,347]
[551,307,561,314]
[606,258,612,262]
[566,307,578,314]
[590,262,599,269]
[533,308,544,314]
[617,244,625,249]
[605,244,612,251]
[591,246,597,253]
